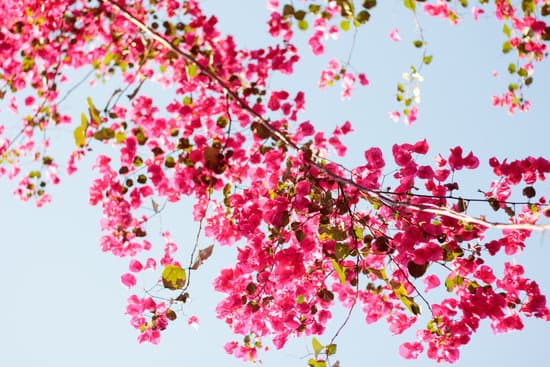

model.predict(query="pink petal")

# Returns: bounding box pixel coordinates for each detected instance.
[121,273,137,288]
[389,28,401,42]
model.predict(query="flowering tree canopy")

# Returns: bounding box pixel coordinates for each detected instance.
[1,0,550,365]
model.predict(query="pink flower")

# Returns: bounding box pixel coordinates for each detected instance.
[405,106,418,126]
[224,341,239,354]
[399,342,423,359]
[121,273,137,288]
[340,72,355,100]
[388,111,401,122]
[358,73,370,86]
[474,265,496,284]
[129,259,143,273]
[9,96,18,113]
[424,274,441,292]
[187,315,200,330]
[24,96,35,106]
[471,6,484,21]
[144,258,157,271]
[389,28,401,42]
[266,0,278,11]
[364,147,385,170]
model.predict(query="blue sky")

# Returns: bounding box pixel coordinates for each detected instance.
[1,1,549,366]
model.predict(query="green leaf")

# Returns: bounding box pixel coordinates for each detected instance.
[403,0,416,12]
[397,83,405,93]
[522,0,535,15]
[115,131,126,143]
[503,24,511,38]
[308,359,327,367]
[413,40,423,48]
[334,243,350,260]
[445,274,464,292]
[298,19,309,30]
[326,343,337,356]
[423,55,433,65]
[86,97,101,124]
[283,4,294,16]
[294,10,306,20]
[331,259,347,285]
[367,266,387,281]
[362,0,377,9]
[518,67,528,78]
[339,0,355,17]
[355,10,370,24]
[312,337,323,358]
[22,56,35,72]
[309,4,321,14]
[186,63,197,78]
[393,282,421,315]
[508,63,517,74]
[73,113,88,147]
[162,264,187,290]
[340,20,350,31]
[502,40,512,53]
[93,127,115,141]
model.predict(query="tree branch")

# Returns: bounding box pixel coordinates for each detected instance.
[100,0,550,234]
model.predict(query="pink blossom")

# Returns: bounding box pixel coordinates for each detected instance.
[129,259,144,273]
[471,6,484,21]
[405,106,418,126]
[187,315,200,330]
[266,0,278,11]
[9,96,18,113]
[388,111,401,122]
[399,342,423,359]
[24,96,35,106]
[121,273,137,288]
[358,73,370,86]
[389,28,401,42]
[364,147,385,170]
[143,258,157,270]
[424,274,441,292]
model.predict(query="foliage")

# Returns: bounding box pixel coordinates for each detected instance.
[1,0,550,364]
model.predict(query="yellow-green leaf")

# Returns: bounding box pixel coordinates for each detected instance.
[73,112,88,147]
[162,264,187,290]
[404,0,416,12]
[340,20,350,31]
[334,243,349,259]
[312,337,323,358]
[115,131,126,143]
[393,282,421,315]
[86,97,101,124]
[331,259,346,285]
[186,63,197,78]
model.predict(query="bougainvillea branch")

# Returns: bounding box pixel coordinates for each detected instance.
[1,0,550,365]
[102,0,550,233]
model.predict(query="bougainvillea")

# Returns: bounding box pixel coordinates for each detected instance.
[1,0,549,365]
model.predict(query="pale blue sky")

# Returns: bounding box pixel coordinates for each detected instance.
[1,1,549,366]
